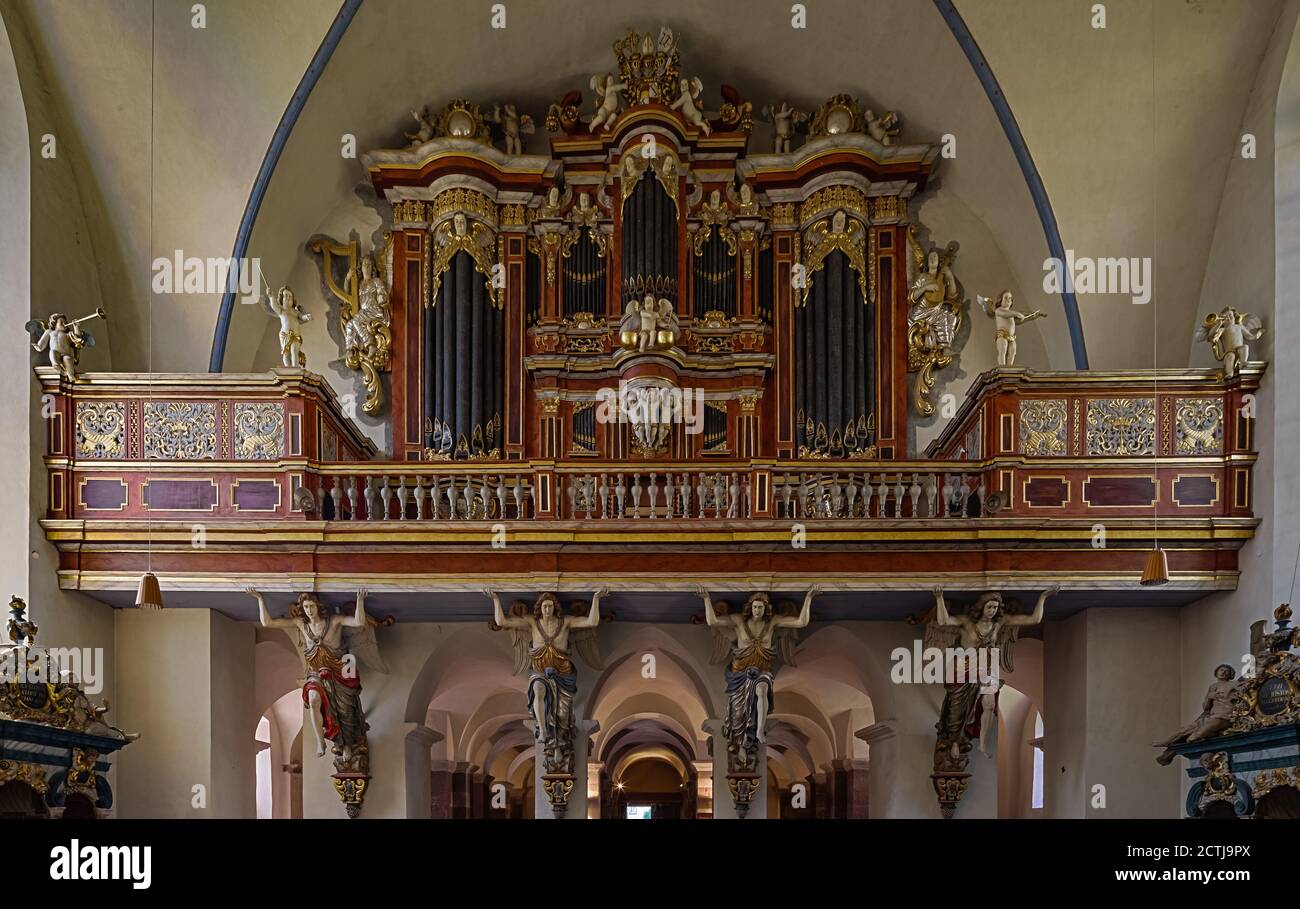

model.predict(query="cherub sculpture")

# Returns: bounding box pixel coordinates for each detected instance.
[927,587,1056,764]
[865,108,901,145]
[589,73,627,132]
[672,76,711,134]
[489,102,535,155]
[264,286,312,368]
[405,107,435,146]
[27,309,105,380]
[486,589,605,776]
[763,102,806,153]
[248,588,386,770]
[700,587,819,786]
[1154,664,1238,765]
[619,294,678,352]
[1195,307,1264,377]
[978,290,1043,367]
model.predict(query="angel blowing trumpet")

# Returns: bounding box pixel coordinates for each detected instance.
[26,307,106,380]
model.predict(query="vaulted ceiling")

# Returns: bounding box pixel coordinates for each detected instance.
[3,0,1289,383]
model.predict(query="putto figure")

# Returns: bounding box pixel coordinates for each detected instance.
[1196,307,1264,378]
[619,293,678,352]
[764,101,806,153]
[589,73,627,132]
[489,102,535,155]
[263,286,312,368]
[979,290,1044,367]
[486,589,605,772]
[671,76,711,134]
[1154,664,1238,765]
[26,308,105,380]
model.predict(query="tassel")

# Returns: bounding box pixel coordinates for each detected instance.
[1140,548,1170,586]
[134,571,164,610]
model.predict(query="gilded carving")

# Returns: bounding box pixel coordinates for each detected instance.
[799,209,870,307]
[76,401,125,459]
[613,27,681,104]
[1086,398,1155,456]
[431,188,497,229]
[143,402,217,460]
[309,236,394,415]
[1019,399,1068,457]
[869,195,906,223]
[429,212,500,308]
[906,225,966,415]
[1175,397,1224,455]
[392,199,427,223]
[799,185,868,228]
[234,402,285,460]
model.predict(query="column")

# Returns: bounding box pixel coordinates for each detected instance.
[703,718,767,819]
[532,719,598,819]
[428,759,455,819]
[692,760,713,818]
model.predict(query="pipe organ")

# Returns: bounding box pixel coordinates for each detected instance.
[349,28,941,466]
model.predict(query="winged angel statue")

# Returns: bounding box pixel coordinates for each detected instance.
[698,587,820,772]
[248,588,388,774]
[486,589,605,775]
[924,586,1055,768]
[1195,306,1264,378]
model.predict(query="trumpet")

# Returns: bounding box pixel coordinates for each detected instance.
[68,307,107,328]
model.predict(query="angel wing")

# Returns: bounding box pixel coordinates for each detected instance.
[567,601,604,670]
[1242,312,1264,336]
[498,600,532,676]
[708,622,737,665]
[590,73,606,96]
[23,318,45,342]
[993,622,1020,674]
[977,294,997,318]
[470,221,495,252]
[519,114,536,136]
[773,599,804,668]
[690,76,704,100]
[70,328,95,350]
[344,618,390,674]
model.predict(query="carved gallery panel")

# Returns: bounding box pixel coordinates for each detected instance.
[233,402,285,460]
[1018,399,1067,456]
[142,401,218,460]
[1175,397,1224,455]
[75,401,125,459]
[1086,397,1155,456]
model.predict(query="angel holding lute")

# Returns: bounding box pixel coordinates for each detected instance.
[247,587,386,772]
[485,589,605,759]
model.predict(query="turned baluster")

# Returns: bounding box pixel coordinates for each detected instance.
[444,476,457,519]
[614,474,626,518]
[630,474,642,519]
[907,474,921,519]
[695,474,708,518]
[893,475,906,519]
[598,474,609,519]
[412,477,426,520]
[956,473,972,519]
[329,477,343,521]
[844,474,859,518]
[395,476,409,520]
[495,475,507,521]
[925,474,939,518]
[663,474,675,518]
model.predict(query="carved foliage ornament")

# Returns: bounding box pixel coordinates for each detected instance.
[76,401,125,459]
[1175,397,1224,455]
[234,402,285,460]
[429,213,500,309]
[906,225,966,417]
[1019,399,1067,457]
[143,402,217,460]
[799,210,872,308]
[1086,398,1155,456]
[620,151,680,217]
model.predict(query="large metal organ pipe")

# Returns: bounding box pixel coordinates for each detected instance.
[621,174,678,303]
[424,250,504,457]
[795,249,874,456]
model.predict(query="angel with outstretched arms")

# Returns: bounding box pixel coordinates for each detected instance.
[485,589,605,752]
[928,586,1056,762]
[699,586,820,761]
[978,290,1043,367]
[247,588,385,770]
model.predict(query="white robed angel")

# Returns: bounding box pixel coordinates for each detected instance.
[248,588,386,771]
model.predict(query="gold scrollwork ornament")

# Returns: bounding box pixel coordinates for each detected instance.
[309,235,395,415]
